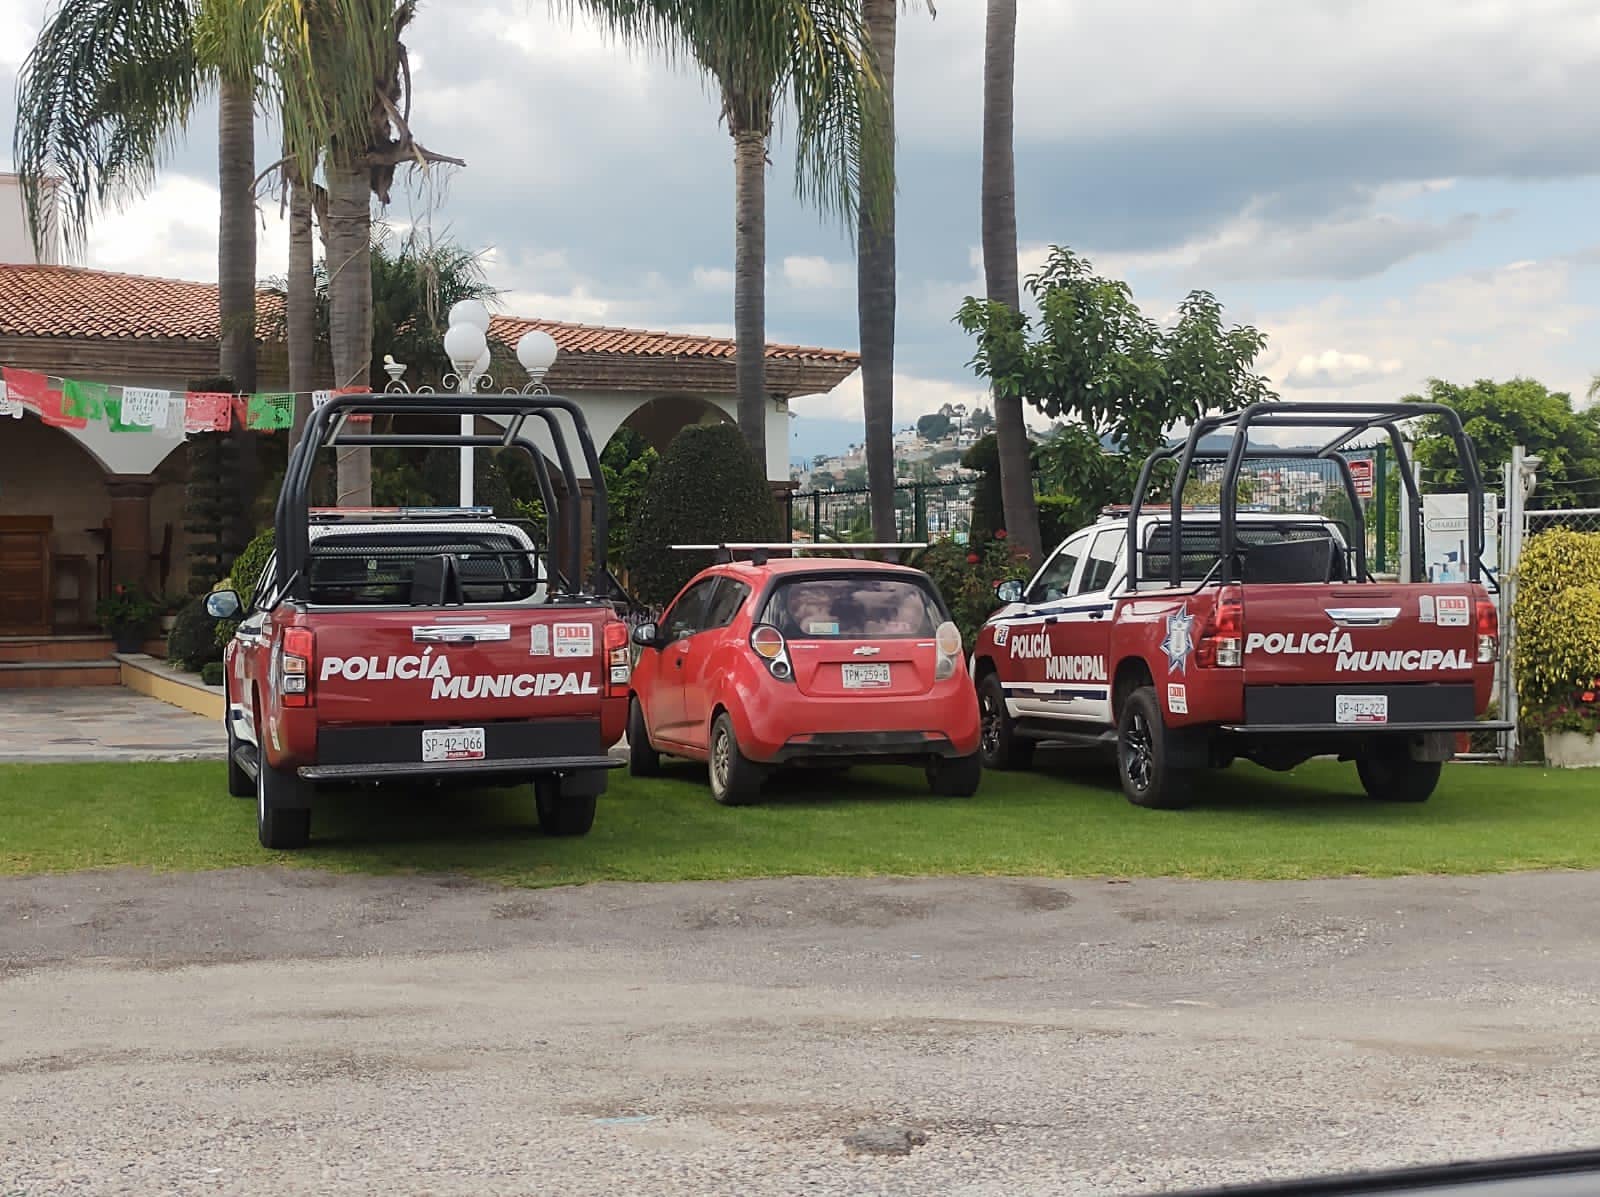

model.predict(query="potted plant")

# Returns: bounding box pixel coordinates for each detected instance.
[1532,681,1600,768]
[96,584,162,654]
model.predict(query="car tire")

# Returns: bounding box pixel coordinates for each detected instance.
[1357,744,1441,803]
[1117,686,1191,810]
[978,672,1033,771]
[256,753,311,850]
[628,697,661,778]
[708,712,766,806]
[926,752,982,797]
[535,778,598,836]
[225,705,252,799]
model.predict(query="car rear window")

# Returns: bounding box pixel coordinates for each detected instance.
[760,575,941,639]
[307,531,540,605]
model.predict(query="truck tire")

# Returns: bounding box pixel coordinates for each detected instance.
[1357,744,1442,803]
[708,712,766,806]
[1117,687,1191,810]
[256,755,311,850]
[225,711,252,799]
[628,697,661,777]
[978,672,1034,771]
[535,779,598,836]
[926,752,982,797]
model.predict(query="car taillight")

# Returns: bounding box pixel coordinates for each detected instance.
[1476,599,1499,664]
[604,621,631,696]
[1195,587,1243,668]
[935,620,963,681]
[280,627,314,707]
[749,623,792,681]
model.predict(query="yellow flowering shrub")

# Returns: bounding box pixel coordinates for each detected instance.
[1512,528,1600,714]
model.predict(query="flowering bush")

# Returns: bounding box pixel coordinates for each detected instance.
[95,584,161,636]
[915,535,1032,648]
[1528,679,1600,738]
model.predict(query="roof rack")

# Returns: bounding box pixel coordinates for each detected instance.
[308,506,499,522]
[671,542,927,566]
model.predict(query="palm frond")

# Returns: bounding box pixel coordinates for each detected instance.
[12,0,207,253]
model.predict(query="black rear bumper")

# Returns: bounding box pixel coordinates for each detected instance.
[1240,683,1488,730]
[303,719,619,784]
[768,731,963,765]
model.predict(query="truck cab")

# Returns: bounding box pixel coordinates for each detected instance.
[210,392,631,849]
[973,400,1510,809]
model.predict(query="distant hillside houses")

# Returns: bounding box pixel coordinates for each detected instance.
[794,404,991,490]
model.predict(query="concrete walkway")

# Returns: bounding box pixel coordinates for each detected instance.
[0,687,225,763]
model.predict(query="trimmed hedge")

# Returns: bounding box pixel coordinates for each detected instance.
[1512,527,1600,722]
[168,597,223,671]
[625,423,781,607]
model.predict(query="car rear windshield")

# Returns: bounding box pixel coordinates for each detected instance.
[760,575,942,639]
[307,531,540,605]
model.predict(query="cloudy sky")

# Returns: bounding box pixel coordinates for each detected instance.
[3,0,1599,460]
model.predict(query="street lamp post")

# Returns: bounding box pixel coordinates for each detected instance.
[383,304,561,509]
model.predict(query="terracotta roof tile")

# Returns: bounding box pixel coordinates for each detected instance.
[0,264,859,366]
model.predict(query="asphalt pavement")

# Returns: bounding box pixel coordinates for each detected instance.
[4,868,1600,1196]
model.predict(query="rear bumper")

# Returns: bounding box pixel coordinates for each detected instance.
[301,718,617,784]
[1241,682,1481,728]
[300,755,621,782]
[766,731,969,765]
[734,683,982,762]
[1222,720,1512,735]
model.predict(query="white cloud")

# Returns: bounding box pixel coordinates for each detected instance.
[782,255,851,290]
[692,266,734,292]
[81,175,292,282]
[797,370,1053,431]
[1284,350,1405,389]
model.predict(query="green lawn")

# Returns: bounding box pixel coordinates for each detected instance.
[1,755,1596,885]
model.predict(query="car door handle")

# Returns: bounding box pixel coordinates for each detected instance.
[1088,610,1105,620]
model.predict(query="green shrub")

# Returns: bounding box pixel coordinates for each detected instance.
[1511,528,1600,755]
[961,433,1003,541]
[215,528,276,650]
[200,662,225,687]
[168,596,223,671]
[626,423,781,606]
[914,536,1032,649]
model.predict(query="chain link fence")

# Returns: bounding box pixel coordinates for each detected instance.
[1525,507,1600,537]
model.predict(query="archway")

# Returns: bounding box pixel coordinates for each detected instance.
[613,393,734,456]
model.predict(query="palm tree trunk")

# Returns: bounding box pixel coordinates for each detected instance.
[733,126,769,472]
[286,165,316,449]
[217,75,259,555]
[982,0,1041,561]
[859,0,898,546]
[326,153,373,505]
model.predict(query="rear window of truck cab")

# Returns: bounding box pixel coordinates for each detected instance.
[760,575,942,639]
[305,529,540,605]
[1139,521,1348,585]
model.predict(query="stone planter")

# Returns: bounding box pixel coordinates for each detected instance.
[159,613,178,635]
[1545,731,1600,768]
[112,628,146,654]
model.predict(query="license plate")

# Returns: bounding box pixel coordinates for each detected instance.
[841,662,892,689]
[421,727,486,762]
[1335,695,1388,725]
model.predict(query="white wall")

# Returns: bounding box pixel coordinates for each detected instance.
[0,174,60,265]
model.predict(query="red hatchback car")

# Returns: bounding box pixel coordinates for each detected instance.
[628,555,983,804]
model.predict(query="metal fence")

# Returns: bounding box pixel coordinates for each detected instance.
[1525,507,1600,537]
[785,477,983,544]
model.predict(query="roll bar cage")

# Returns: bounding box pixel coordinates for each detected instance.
[1125,401,1488,590]
[274,392,611,604]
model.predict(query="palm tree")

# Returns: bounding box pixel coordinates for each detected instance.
[857,1,916,544]
[981,0,1040,559]
[568,1,884,471]
[247,0,463,504]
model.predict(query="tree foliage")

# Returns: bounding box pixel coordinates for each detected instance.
[957,247,1275,529]
[600,427,661,574]
[916,412,952,441]
[1511,529,1600,732]
[626,423,781,607]
[1409,378,1600,508]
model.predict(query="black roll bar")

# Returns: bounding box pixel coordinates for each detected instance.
[274,393,611,602]
[1128,401,1486,590]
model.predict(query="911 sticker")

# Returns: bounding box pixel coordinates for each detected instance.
[1435,595,1470,627]
[1166,683,1188,715]
[553,622,594,658]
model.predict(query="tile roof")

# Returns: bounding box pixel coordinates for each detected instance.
[0,264,859,366]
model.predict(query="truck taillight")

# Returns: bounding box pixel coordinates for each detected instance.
[280,627,315,707]
[1195,587,1243,668]
[1476,599,1499,664]
[604,621,631,696]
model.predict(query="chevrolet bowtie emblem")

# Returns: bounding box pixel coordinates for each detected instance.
[852,646,880,656]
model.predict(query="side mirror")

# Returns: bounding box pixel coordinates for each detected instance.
[631,621,660,648]
[995,580,1023,605]
[205,589,242,619]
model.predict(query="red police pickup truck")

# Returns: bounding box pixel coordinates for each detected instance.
[206,393,630,849]
[973,401,1510,809]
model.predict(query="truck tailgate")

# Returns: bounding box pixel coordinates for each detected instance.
[1239,583,1485,686]
[307,607,613,724]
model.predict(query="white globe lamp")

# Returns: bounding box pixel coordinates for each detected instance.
[443,322,488,376]
[516,329,559,385]
[447,298,491,333]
